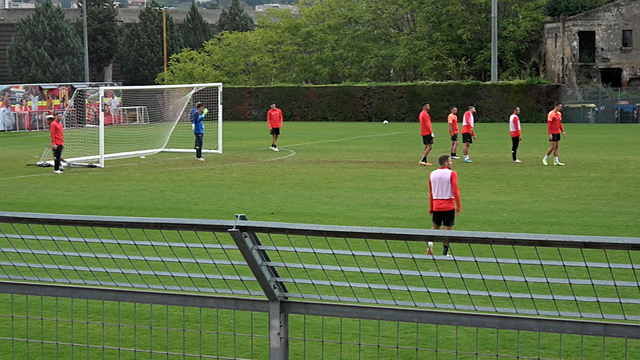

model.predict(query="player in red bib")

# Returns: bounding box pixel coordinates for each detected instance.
[428,155,461,256]
[448,106,460,159]
[47,114,64,174]
[543,102,566,166]
[509,106,522,163]
[267,103,283,152]
[419,102,434,166]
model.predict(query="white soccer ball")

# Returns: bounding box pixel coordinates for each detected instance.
[140,156,146,159]
[383,120,389,125]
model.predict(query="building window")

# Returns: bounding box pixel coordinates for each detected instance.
[578,31,596,63]
[623,30,633,48]
[555,33,558,48]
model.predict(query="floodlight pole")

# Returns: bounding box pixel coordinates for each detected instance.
[83,0,89,82]
[491,0,498,82]
[162,8,168,84]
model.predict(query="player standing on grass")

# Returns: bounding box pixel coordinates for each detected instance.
[428,155,461,256]
[543,102,566,166]
[509,107,522,163]
[191,102,208,161]
[47,114,64,174]
[462,106,477,163]
[267,103,283,151]
[419,102,434,166]
[448,106,460,159]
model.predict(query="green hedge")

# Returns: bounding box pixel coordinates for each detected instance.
[223,83,562,123]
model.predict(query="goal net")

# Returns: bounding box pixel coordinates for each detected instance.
[38,83,222,168]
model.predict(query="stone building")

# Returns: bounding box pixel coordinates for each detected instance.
[544,0,640,88]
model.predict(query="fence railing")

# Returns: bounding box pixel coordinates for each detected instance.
[1,211,639,359]
[561,86,640,124]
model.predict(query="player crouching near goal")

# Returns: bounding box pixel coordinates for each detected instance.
[268,103,283,151]
[191,102,208,161]
[427,155,461,256]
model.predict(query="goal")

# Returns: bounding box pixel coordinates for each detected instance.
[38,83,223,168]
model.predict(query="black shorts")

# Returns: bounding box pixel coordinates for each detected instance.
[462,133,473,144]
[422,134,434,145]
[451,133,458,142]
[270,128,281,136]
[432,210,455,227]
[549,133,560,142]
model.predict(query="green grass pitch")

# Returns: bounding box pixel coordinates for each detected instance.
[1,121,639,237]
[1,121,640,359]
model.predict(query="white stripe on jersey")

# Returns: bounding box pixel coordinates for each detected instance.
[509,114,520,132]
[430,168,454,199]
[463,112,474,127]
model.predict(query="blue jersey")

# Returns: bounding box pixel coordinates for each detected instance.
[191,107,204,134]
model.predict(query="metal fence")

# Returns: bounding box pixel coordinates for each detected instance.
[1,211,639,359]
[561,86,640,124]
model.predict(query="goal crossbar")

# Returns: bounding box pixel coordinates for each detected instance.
[38,83,223,168]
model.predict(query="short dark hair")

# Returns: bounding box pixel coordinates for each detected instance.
[438,155,450,166]
[468,106,475,111]
[196,102,204,109]
[554,102,562,107]
[422,102,429,107]
[513,106,519,112]
[450,106,457,111]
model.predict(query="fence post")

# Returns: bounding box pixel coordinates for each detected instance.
[230,214,289,360]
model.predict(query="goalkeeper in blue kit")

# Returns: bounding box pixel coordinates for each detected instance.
[191,102,208,161]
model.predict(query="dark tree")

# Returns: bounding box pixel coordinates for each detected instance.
[116,1,183,85]
[7,0,83,83]
[218,0,255,33]
[76,0,122,81]
[182,1,215,50]
[544,0,613,18]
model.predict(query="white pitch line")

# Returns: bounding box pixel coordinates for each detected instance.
[284,132,403,147]
[0,131,401,181]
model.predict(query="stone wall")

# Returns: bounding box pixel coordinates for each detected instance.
[543,0,640,87]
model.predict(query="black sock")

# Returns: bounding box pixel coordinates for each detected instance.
[443,246,449,256]
[421,157,427,162]
[451,153,455,157]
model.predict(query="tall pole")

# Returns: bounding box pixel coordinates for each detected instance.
[83,0,89,82]
[491,0,498,82]
[162,9,168,84]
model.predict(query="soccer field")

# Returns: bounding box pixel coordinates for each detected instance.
[1,121,638,237]
[1,121,640,359]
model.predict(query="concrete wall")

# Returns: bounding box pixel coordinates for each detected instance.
[0,7,251,84]
[543,0,640,87]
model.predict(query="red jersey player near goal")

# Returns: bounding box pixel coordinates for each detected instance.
[427,155,461,256]
[543,102,566,166]
[47,114,64,174]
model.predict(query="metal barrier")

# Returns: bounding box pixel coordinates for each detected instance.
[1,211,639,359]
[562,86,640,123]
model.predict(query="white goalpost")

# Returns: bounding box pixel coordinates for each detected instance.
[38,83,223,168]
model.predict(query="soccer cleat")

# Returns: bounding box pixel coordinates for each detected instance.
[53,170,63,174]
[451,156,460,159]
[464,159,473,163]
[542,158,548,166]
[513,159,521,163]
[554,161,565,166]
[197,158,205,162]
[273,147,280,152]
[419,161,427,166]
